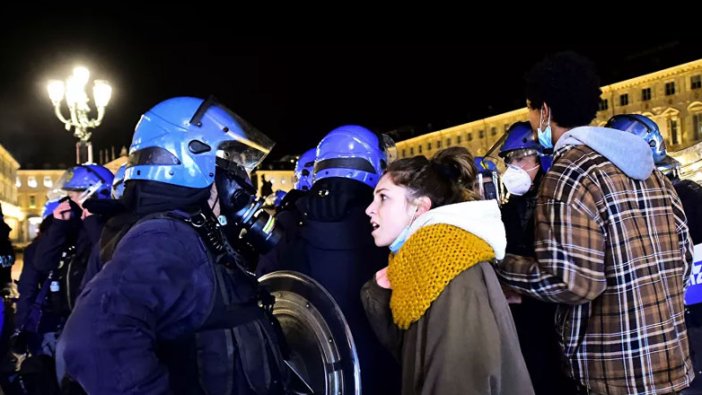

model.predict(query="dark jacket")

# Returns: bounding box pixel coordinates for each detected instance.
[16,239,45,328]
[34,214,103,274]
[59,218,214,394]
[60,213,287,395]
[0,219,15,284]
[259,178,400,394]
[674,178,702,244]
[33,214,104,317]
[674,178,702,392]
[500,175,540,258]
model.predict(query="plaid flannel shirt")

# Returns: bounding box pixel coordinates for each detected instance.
[496,144,694,395]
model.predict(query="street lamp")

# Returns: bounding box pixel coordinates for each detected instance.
[47,66,112,164]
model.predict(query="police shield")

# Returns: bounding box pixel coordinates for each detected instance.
[258,271,361,395]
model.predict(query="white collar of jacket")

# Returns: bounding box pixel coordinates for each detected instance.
[405,200,506,260]
[554,126,655,181]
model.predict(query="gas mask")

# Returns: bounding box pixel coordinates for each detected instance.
[214,157,281,254]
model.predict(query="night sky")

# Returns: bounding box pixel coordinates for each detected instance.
[1,15,700,169]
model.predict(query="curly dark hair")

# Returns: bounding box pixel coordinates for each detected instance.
[525,51,602,128]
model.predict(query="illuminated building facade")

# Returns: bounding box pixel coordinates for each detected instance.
[396,59,702,160]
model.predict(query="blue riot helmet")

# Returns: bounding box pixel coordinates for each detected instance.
[294,148,316,191]
[313,125,394,189]
[126,96,274,188]
[499,121,551,172]
[42,198,61,219]
[112,164,126,199]
[126,96,280,253]
[499,121,541,158]
[56,164,114,202]
[474,156,502,203]
[605,114,667,164]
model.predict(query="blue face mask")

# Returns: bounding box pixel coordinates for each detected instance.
[388,226,411,253]
[537,109,553,149]
[388,205,418,254]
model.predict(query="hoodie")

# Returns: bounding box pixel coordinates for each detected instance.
[554,126,655,180]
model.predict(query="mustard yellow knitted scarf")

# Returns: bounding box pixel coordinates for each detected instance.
[388,224,495,329]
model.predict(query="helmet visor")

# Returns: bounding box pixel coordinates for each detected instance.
[46,188,67,201]
[381,134,398,165]
[217,139,272,172]
[606,114,658,140]
[504,148,539,164]
[191,97,275,171]
[56,167,107,191]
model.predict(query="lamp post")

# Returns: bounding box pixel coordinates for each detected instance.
[47,66,112,164]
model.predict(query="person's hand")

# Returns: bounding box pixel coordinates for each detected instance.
[1,282,18,299]
[375,267,391,289]
[9,330,28,356]
[81,208,93,220]
[53,201,73,221]
[502,287,522,304]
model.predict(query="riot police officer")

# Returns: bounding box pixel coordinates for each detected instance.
[259,125,401,394]
[58,97,289,394]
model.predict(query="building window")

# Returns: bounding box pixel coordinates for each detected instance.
[665,81,676,96]
[427,142,432,150]
[446,138,451,146]
[599,99,609,111]
[410,147,414,155]
[692,75,701,90]
[669,118,679,145]
[479,130,485,139]
[401,149,406,158]
[418,145,423,154]
[693,114,702,141]
[457,135,462,144]
[15,176,20,188]
[467,133,473,141]
[619,94,629,106]
[436,140,442,149]
[29,195,36,209]
[490,127,497,136]
[27,176,37,188]
[642,88,652,101]
[43,176,53,188]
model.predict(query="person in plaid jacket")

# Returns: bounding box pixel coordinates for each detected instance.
[495,51,694,395]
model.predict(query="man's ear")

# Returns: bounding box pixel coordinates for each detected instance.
[542,102,551,120]
[415,196,432,216]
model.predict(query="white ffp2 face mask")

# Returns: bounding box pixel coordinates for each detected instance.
[502,164,537,196]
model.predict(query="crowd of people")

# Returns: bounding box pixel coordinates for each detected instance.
[0,51,698,395]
